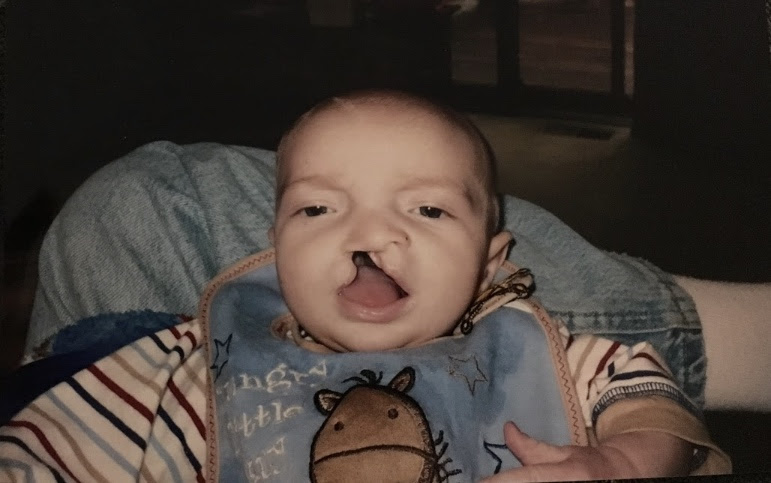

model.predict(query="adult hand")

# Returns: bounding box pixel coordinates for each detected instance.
[480,421,693,482]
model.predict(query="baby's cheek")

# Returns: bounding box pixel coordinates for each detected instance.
[433,277,476,313]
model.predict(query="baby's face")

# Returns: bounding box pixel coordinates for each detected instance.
[271,104,511,352]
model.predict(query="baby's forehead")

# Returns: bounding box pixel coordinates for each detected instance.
[289,102,477,158]
[278,97,493,192]
[308,101,450,131]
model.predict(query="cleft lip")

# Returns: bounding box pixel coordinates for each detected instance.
[352,251,376,268]
[336,251,414,323]
[346,251,410,298]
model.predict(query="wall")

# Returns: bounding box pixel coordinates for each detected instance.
[633,0,771,170]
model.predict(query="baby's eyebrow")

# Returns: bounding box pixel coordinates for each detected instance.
[278,175,340,199]
[398,177,481,209]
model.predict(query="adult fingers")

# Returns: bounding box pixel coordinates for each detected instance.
[503,421,568,466]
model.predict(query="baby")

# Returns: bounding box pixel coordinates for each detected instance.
[264,89,729,480]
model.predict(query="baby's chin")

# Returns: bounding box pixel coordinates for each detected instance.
[323,329,437,353]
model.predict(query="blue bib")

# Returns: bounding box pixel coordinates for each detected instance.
[202,250,585,482]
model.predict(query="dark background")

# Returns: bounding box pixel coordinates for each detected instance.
[4,0,770,231]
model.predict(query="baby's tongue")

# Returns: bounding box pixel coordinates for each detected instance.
[340,265,402,308]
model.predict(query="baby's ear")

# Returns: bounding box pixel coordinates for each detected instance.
[268,227,275,246]
[479,230,512,293]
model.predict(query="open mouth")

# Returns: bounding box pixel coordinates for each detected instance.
[338,252,409,309]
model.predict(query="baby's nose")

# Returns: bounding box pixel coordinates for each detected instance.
[343,211,409,253]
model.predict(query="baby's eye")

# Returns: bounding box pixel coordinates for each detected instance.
[302,206,328,217]
[418,206,444,219]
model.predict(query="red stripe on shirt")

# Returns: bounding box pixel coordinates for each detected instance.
[87,366,154,422]
[587,341,621,397]
[565,334,575,351]
[632,352,668,374]
[168,380,206,438]
[169,325,182,339]
[594,341,622,376]
[183,330,198,348]
[7,420,81,482]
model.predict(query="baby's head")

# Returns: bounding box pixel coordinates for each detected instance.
[270,89,512,352]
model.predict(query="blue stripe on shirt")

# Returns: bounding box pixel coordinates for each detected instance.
[0,436,66,483]
[65,378,147,450]
[609,370,668,383]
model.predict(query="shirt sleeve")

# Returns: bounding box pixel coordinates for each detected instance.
[0,320,208,482]
[557,320,698,427]
[557,320,731,474]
